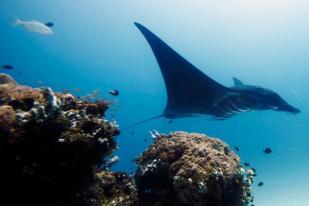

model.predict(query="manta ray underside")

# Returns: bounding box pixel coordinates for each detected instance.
[132,22,300,124]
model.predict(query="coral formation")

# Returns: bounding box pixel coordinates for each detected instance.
[135,131,254,206]
[0,73,138,206]
[82,170,138,206]
[0,73,254,206]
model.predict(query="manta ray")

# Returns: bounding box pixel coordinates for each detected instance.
[128,22,300,127]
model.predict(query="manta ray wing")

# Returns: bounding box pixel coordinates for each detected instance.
[134,22,234,116]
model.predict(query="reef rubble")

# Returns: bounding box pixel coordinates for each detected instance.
[135,131,254,206]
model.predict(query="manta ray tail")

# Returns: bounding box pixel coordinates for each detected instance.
[123,114,164,130]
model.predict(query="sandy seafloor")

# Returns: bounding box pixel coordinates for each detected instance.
[1,0,309,205]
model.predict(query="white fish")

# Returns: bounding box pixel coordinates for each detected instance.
[14,18,53,35]
[149,130,160,139]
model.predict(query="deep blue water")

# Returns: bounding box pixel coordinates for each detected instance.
[1,0,309,205]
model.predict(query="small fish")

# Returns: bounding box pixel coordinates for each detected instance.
[45,22,54,27]
[168,119,173,124]
[109,89,119,96]
[263,147,272,154]
[1,65,14,70]
[103,155,120,168]
[251,167,256,173]
[131,131,135,135]
[234,146,240,151]
[244,162,250,167]
[144,138,147,142]
[149,130,160,139]
[58,138,65,143]
[258,182,264,187]
[14,18,53,35]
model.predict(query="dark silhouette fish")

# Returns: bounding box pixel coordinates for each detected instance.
[1,65,14,70]
[258,182,264,187]
[109,89,119,96]
[126,22,300,128]
[263,147,272,154]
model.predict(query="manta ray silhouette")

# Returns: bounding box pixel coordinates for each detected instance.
[128,22,300,127]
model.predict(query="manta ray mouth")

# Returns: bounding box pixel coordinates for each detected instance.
[274,105,300,114]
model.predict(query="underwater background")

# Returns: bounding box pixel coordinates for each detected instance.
[0,0,308,205]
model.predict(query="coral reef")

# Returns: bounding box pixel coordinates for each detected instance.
[0,73,138,206]
[0,73,254,206]
[135,131,254,206]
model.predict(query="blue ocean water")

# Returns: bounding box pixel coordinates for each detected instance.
[1,0,309,205]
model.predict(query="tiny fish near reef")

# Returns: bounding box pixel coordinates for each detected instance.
[1,65,14,70]
[258,182,264,187]
[109,89,119,96]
